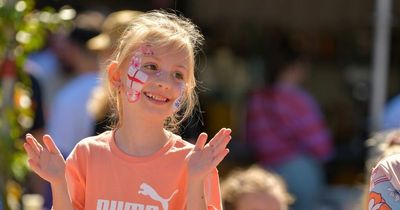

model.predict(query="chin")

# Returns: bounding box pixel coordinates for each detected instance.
[142,106,173,120]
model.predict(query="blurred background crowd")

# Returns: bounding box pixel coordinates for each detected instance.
[1,0,400,209]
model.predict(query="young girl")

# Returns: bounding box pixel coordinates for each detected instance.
[24,10,232,210]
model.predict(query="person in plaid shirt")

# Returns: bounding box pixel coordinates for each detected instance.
[246,37,333,210]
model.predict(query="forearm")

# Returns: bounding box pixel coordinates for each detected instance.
[186,178,207,210]
[51,180,75,210]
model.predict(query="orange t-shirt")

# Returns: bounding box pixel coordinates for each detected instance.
[65,130,222,210]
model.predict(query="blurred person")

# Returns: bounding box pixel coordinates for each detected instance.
[221,165,293,210]
[87,10,143,62]
[245,36,333,210]
[39,11,103,209]
[365,130,400,173]
[25,32,71,116]
[46,11,103,158]
[383,95,400,130]
[367,153,400,209]
[363,130,400,209]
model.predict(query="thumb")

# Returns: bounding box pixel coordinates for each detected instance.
[43,135,62,155]
[194,133,208,151]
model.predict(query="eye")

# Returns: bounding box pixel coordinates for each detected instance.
[173,71,184,80]
[142,63,158,71]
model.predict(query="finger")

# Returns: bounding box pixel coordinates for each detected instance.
[208,128,226,146]
[213,136,232,154]
[213,136,231,155]
[25,134,41,155]
[24,143,39,160]
[194,133,208,151]
[43,135,61,154]
[29,133,44,151]
[212,149,230,166]
[211,129,232,150]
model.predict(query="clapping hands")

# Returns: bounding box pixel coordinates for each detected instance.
[187,128,232,180]
[24,134,66,185]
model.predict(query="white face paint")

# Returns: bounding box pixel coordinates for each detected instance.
[125,45,189,115]
[125,47,152,103]
[172,84,185,111]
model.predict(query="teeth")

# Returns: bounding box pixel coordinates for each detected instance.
[145,93,168,102]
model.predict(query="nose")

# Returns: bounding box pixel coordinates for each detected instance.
[154,71,172,89]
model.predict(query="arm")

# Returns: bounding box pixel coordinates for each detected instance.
[24,134,75,210]
[187,128,231,210]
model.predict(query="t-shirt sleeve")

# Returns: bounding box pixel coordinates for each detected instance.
[65,145,87,210]
[204,168,222,210]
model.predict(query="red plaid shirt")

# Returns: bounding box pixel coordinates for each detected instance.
[246,84,333,167]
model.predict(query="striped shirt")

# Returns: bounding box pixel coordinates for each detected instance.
[246,84,333,167]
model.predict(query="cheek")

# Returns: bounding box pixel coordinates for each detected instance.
[125,66,149,103]
[172,84,186,111]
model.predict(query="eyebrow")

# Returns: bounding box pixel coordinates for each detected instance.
[143,55,188,70]
[176,64,188,70]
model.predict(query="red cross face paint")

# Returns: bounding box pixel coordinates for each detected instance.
[125,48,150,103]
[126,45,189,114]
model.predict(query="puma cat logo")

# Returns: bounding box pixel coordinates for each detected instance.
[138,183,178,210]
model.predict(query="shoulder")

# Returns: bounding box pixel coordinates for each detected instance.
[247,88,271,99]
[173,133,195,148]
[276,86,321,113]
[373,154,400,174]
[70,131,113,155]
[169,132,195,152]
[371,153,400,190]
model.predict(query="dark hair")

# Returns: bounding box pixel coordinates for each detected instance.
[69,27,100,49]
[265,35,304,85]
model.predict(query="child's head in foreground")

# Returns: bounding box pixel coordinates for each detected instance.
[221,165,294,210]
[105,10,204,132]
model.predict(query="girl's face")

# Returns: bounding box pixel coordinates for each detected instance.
[120,44,190,121]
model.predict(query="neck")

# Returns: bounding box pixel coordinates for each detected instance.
[278,70,302,87]
[115,115,170,156]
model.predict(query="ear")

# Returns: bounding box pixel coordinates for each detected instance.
[108,61,121,88]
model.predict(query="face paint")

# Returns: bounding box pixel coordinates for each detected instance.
[126,45,188,110]
[125,48,150,103]
[172,84,185,111]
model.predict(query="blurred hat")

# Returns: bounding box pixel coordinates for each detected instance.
[68,10,104,48]
[87,10,143,51]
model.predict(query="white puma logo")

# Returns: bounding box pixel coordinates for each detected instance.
[138,183,178,210]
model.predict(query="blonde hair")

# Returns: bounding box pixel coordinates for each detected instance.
[105,10,204,132]
[221,165,294,210]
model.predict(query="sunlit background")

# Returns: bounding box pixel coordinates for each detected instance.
[1,0,400,209]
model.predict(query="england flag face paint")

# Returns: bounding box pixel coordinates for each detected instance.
[125,44,188,112]
[125,47,152,103]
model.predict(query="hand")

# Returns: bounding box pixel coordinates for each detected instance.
[24,133,66,185]
[187,128,232,181]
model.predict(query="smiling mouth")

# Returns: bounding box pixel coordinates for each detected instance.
[144,92,170,102]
